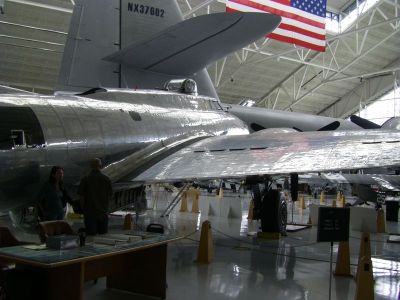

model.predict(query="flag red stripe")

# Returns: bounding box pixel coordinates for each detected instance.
[226,7,240,13]
[228,0,325,29]
[269,0,290,5]
[268,32,326,51]
[278,23,324,40]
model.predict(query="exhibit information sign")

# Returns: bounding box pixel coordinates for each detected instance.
[317,207,350,242]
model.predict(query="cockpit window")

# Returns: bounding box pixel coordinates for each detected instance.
[0,107,45,149]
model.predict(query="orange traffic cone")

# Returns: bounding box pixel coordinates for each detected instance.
[355,232,372,280]
[191,189,200,213]
[247,199,254,220]
[123,213,133,230]
[179,191,188,212]
[196,221,213,264]
[355,255,374,300]
[334,241,352,277]
[218,187,224,199]
[320,191,325,204]
[376,208,385,233]
[298,193,306,209]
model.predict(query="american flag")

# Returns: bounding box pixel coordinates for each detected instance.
[226,0,327,52]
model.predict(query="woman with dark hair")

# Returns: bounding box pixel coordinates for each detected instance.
[38,166,72,221]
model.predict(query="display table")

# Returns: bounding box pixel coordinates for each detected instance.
[0,231,181,300]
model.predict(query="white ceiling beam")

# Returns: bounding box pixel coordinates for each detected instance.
[272,88,281,109]
[256,2,400,110]
[0,80,54,91]
[0,41,62,52]
[248,16,400,71]
[282,26,400,111]
[183,0,216,18]
[383,0,400,9]
[295,65,310,100]
[215,57,227,87]
[0,20,67,34]
[325,41,341,78]
[281,85,293,103]
[234,52,242,64]
[244,48,340,72]
[0,34,64,46]
[376,7,397,30]
[325,67,400,84]
[328,16,400,40]
[7,0,72,13]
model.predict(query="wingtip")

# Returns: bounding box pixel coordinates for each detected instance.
[240,12,282,34]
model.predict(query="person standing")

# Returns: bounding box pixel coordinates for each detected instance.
[78,158,112,235]
[38,166,71,221]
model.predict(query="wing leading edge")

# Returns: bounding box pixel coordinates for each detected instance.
[301,173,400,191]
[132,129,400,183]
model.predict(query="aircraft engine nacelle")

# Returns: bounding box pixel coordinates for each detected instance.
[163,79,198,96]
[381,117,400,130]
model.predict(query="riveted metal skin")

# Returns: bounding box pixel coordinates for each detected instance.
[0,89,248,211]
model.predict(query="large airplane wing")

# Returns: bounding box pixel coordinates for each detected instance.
[300,173,400,191]
[127,128,400,183]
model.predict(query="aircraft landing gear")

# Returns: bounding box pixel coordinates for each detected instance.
[260,189,288,236]
[246,176,288,237]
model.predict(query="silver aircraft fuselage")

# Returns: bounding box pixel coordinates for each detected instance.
[0,89,248,211]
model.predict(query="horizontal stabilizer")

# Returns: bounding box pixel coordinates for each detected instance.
[104,12,281,75]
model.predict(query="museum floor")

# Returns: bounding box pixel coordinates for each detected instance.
[4,189,400,300]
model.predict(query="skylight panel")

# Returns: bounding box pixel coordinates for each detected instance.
[326,0,379,34]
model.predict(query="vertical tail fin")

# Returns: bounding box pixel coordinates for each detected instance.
[56,0,218,98]
[57,0,120,91]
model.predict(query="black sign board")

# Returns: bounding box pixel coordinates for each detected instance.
[317,207,350,242]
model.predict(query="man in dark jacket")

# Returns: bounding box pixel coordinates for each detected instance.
[78,158,112,235]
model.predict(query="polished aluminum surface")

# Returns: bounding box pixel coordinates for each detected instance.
[300,173,400,191]
[136,129,400,182]
[227,103,361,131]
[0,89,248,210]
[2,87,400,211]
